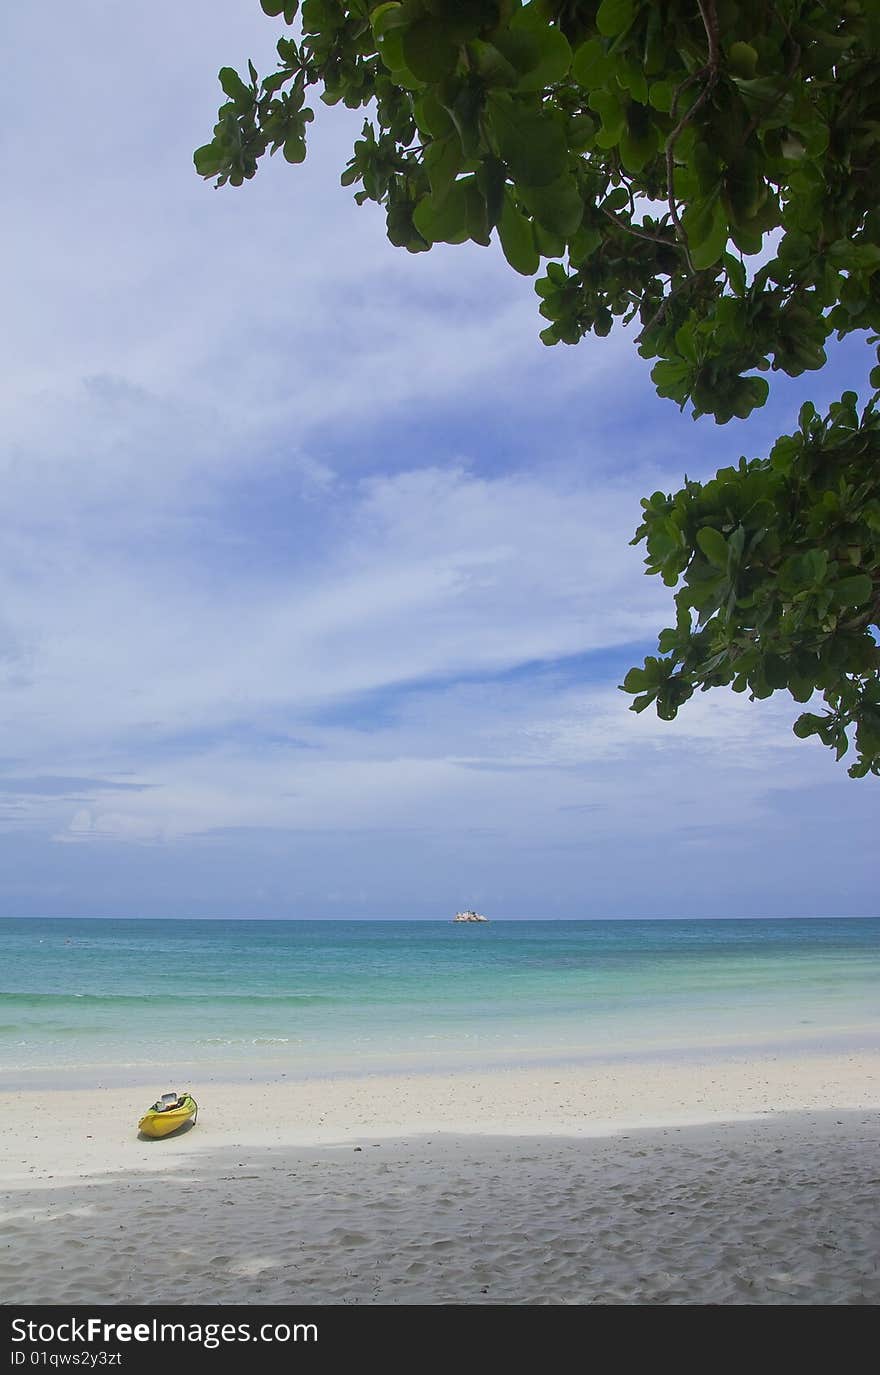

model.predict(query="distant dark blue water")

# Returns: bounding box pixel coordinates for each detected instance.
[2,917,878,1084]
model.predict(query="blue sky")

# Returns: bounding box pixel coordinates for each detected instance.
[1,1,876,919]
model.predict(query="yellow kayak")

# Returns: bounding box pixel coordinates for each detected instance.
[138,1091,198,1138]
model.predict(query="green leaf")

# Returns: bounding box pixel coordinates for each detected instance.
[403,18,460,83]
[498,191,539,275]
[571,38,612,90]
[651,357,691,401]
[528,227,561,262]
[520,172,584,236]
[617,58,648,104]
[495,25,572,92]
[683,195,728,269]
[731,76,794,128]
[630,693,655,713]
[283,135,306,163]
[793,713,824,739]
[375,28,413,78]
[674,323,697,365]
[413,180,468,243]
[463,178,491,246]
[469,40,519,89]
[727,41,758,80]
[479,155,507,231]
[425,135,462,204]
[619,115,658,172]
[448,80,484,157]
[194,143,225,178]
[796,401,815,434]
[764,654,789,689]
[386,201,420,249]
[727,524,745,566]
[263,69,294,95]
[800,549,827,584]
[589,91,626,147]
[622,666,649,692]
[567,112,596,152]
[603,187,629,214]
[829,240,880,272]
[487,97,568,188]
[569,224,601,263]
[696,527,729,568]
[835,574,872,607]
[219,67,253,108]
[370,3,404,38]
[414,92,455,139]
[648,80,676,113]
[724,252,746,296]
[596,0,635,38]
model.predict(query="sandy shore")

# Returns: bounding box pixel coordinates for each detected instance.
[2,1051,880,1304]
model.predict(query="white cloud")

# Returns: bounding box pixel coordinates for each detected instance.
[0,459,661,755]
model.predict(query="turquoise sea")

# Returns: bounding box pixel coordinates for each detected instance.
[2,918,879,1087]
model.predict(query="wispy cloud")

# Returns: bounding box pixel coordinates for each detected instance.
[0,776,154,797]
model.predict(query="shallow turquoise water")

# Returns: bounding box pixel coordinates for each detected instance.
[2,917,878,1084]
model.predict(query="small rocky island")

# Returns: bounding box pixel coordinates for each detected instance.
[453,910,489,923]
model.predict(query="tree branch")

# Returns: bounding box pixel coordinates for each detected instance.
[664,0,722,273]
[635,273,700,343]
[600,207,678,249]
[696,0,721,67]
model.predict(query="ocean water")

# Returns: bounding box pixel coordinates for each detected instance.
[2,917,878,1087]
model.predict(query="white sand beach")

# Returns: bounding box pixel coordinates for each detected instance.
[2,1052,879,1305]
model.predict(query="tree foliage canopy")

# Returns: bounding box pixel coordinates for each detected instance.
[196,0,880,777]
